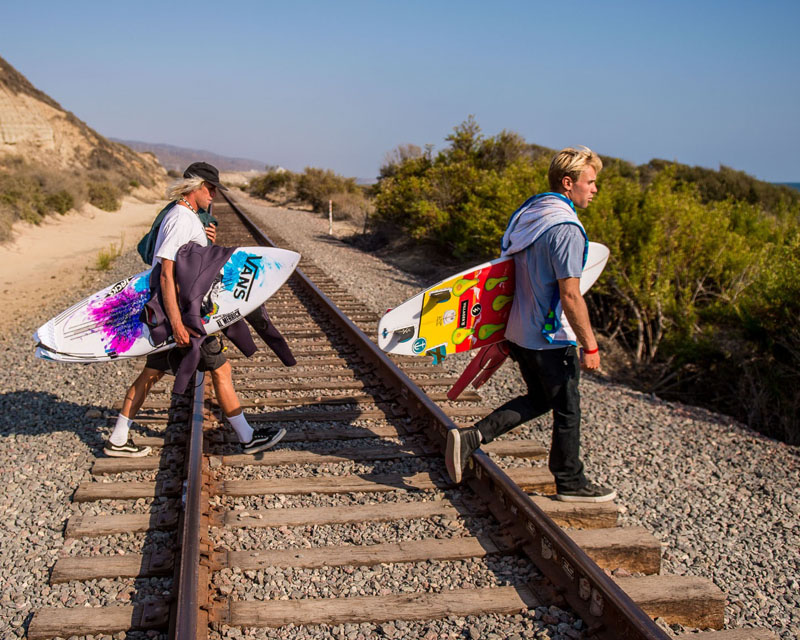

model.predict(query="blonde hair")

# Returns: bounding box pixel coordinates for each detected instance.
[548,146,603,191]
[165,175,205,201]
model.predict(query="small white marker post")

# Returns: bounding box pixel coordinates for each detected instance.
[328,199,333,235]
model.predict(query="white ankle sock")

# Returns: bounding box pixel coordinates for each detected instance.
[227,412,253,443]
[110,414,132,446]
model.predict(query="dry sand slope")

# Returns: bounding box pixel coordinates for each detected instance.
[0,196,167,330]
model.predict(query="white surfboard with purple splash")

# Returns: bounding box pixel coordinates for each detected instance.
[33,247,300,363]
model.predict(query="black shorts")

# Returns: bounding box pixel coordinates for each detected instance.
[145,335,228,374]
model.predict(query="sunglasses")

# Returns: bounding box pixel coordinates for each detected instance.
[204,182,218,194]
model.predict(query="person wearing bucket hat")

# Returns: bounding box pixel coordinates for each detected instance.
[105,162,286,458]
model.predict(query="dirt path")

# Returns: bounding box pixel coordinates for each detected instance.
[0,197,166,328]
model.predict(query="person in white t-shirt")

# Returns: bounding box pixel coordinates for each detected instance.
[104,162,285,457]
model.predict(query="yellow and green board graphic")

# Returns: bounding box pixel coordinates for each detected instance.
[414,258,515,356]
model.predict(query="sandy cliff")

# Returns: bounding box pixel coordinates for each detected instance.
[0,55,164,186]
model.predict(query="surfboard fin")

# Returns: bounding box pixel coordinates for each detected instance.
[392,326,416,343]
[422,289,452,313]
[447,341,510,400]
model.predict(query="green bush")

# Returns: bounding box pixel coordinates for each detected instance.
[0,156,139,241]
[372,118,800,442]
[643,160,800,213]
[0,172,47,224]
[0,157,94,238]
[582,167,759,362]
[375,118,549,259]
[87,180,121,211]
[38,168,87,209]
[296,167,358,213]
[248,166,362,215]
[249,169,296,200]
[45,190,75,214]
[730,235,800,441]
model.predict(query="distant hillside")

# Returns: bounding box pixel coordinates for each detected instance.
[112,139,268,173]
[0,55,163,185]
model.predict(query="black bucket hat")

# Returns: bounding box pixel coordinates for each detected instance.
[183,161,229,191]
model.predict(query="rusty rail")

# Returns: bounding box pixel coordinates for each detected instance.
[172,371,206,639]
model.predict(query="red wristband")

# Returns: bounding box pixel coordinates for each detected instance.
[583,346,599,354]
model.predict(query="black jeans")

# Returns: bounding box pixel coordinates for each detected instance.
[475,343,586,492]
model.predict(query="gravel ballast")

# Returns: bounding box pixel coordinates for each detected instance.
[238,194,800,639]
[0,249,171,639]
[0,192,797,639]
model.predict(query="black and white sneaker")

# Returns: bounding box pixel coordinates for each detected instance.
[103,437,152,458]
[556,482,617,503]
[242,426,286,454]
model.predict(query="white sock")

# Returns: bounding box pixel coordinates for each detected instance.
[110,414,132,446]
[227,412,253,443]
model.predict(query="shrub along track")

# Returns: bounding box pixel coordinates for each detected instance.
[27,194,776,639]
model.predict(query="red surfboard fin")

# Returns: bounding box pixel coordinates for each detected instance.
[447,341,510,400]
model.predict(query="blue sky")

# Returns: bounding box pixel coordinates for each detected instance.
[2,1,799,181]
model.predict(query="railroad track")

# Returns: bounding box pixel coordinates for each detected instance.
[27,194,777,639]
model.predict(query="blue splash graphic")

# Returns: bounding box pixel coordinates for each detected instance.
[87,274,150,354]
[222,251,262,290]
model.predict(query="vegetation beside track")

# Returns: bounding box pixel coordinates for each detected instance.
[247,118,800,444]
[0,154,158,242]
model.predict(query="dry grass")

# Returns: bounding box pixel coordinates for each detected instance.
[330,190,374,230]
[94,233,125,271]
[0,156,131,241]
[0,204,13,243]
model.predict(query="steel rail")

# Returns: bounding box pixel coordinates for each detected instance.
[218,192,671,639]
[172,371,206,639]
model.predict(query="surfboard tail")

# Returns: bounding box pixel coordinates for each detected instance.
[446,341,510,400]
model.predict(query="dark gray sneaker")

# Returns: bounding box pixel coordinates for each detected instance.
[556,482,617,503]
[445,427,482,484]
[242,426,286,454]
[103,437,152,458]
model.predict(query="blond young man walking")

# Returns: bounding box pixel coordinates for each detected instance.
[445,147,615,502]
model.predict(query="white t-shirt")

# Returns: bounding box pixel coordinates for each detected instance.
[152,203,209,266]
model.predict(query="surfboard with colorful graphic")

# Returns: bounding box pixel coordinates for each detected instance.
[33,247,300,363]
[377,242,609,361]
